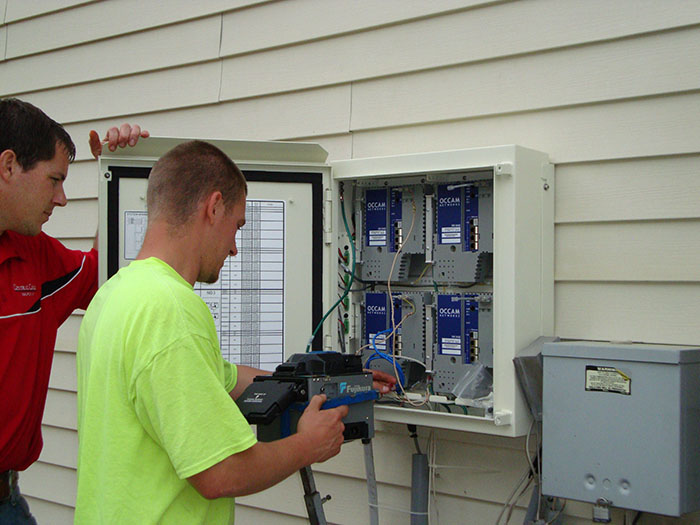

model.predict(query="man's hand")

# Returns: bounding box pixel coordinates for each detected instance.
[296,394,348,463]
[89,124,150,159]
[368,368,398,394]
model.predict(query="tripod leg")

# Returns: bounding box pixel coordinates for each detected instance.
[299,466,328,525]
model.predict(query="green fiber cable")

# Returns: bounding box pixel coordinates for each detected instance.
[305,191,356,352]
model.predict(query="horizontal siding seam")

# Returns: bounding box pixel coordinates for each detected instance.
[62,196,96,203]
[9,25,700,111]
[241,487,537,517]
[56,97,228,126]
[41,423,76,432]
[555,217,700,226]
[554,151,700,167]
[2,57,222,100]
[554,280,700,285]
[53,348,77,355]
[32,458,76,471]
[309,469,517,499]
[218,80,354,106]
[47,385,77,394]
[24,460,74,473]
[218,0,509,61]
[42,423,76,432]
[22,495,74,509]
[10,2,496,62]
[235,502,304,518]
[54,239,93,246]
[220,8,700,64]
[3,11,226,61]
[221,22,700,98]
[6,9,700,99]
[362,21,700,86]
[348,88,700,134]
[51,234,96,241]
[277,128,700,168]
[3,2,92,24]
[555,279,700,284]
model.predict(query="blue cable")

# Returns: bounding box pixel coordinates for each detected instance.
[365,328,406,387]
[371,329,393,352]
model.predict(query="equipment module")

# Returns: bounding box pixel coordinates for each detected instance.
[236,352,377,442]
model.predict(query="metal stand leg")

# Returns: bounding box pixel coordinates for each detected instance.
[299,466,329,525]
[362,438,379,525]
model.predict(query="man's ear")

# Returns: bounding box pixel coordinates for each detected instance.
[204,191,225,225]
[0,150,19,183]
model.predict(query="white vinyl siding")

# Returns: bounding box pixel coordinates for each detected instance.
[2,0,699,523]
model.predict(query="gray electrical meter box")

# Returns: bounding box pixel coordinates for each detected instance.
[542,341,700,516]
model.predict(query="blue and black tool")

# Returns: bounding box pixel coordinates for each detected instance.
[236,351,378,442]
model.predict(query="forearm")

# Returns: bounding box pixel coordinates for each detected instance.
[189,394,347,499]
[188,433,312,499]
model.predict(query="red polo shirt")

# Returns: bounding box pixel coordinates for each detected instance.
[0,231,97,471]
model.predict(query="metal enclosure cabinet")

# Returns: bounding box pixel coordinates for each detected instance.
[333,145,553,437]
[98,140,553,437]
[542,341,700,516]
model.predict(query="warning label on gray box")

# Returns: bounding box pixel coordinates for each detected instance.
[585,365,631,395]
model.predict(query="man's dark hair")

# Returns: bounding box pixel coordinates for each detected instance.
[147,140,247,228]
[0,98,76,169]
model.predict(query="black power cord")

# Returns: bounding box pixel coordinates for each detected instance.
[407,424,422,455]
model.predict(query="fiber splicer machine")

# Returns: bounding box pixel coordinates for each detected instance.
[236,352,380,524]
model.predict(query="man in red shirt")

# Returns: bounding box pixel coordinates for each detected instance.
[0,98,148,523]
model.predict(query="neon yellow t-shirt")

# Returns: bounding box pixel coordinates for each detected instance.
[76,258,257,524]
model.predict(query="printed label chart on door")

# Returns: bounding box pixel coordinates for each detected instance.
[195,200,285,370]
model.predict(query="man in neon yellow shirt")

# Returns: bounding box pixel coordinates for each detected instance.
[75,141,394,523]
